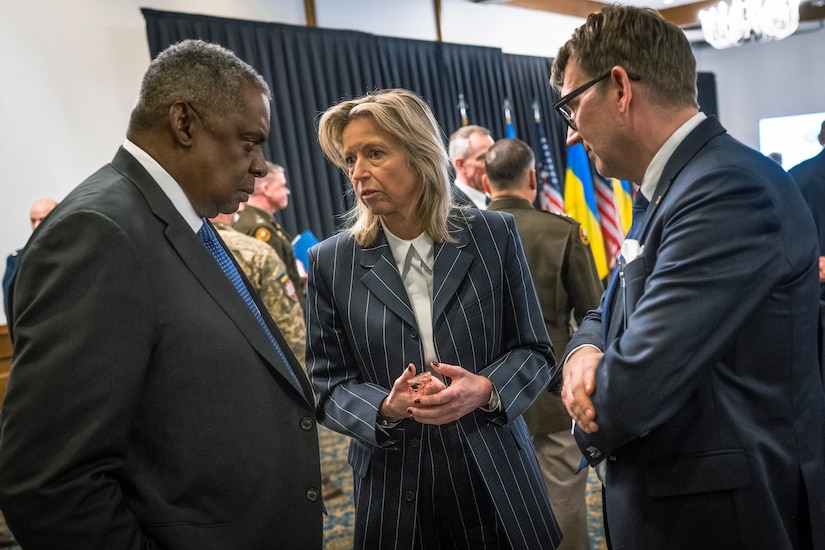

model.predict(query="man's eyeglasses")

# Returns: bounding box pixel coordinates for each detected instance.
[553,71,641,131]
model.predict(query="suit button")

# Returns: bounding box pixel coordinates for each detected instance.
[306,487,320,502]
[405,490,415,501]
[410,438,420,448]
[300,417,314,431]
[410,328,418,339]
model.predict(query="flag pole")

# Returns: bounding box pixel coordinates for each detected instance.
[457,93,468,127]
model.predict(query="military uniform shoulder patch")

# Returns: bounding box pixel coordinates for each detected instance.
[279,272,299,302]
[254,227,272,243]
[579,225,590,245]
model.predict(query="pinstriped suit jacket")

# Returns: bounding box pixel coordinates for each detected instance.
[307,208,562,549]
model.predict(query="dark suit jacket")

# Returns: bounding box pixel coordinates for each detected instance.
[488,196,602,433]
[790,148,825,300]
[306,209,561,550]
[564,117,825,549]
[0,148,323,549]
[2,250,19,319]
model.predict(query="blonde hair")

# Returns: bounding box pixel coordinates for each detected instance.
[318,89,454,246]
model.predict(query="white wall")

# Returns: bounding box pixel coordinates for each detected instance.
[694,27,825,151]
[0,0,822,325]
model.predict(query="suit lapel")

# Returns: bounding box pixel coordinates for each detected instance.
[359,233,418,329]
[111,148,313,404]
[638,116,727,242]
[432,221,473,322]
[604,117,728,343]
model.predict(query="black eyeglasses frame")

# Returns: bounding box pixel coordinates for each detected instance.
[553,71,641,130]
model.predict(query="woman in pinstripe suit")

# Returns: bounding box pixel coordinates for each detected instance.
[309,88,562,550]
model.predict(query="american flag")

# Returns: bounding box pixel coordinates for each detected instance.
[534,102,564,214]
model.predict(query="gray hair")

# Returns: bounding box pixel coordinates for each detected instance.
[448,125,492,162]
[129,39,272,133]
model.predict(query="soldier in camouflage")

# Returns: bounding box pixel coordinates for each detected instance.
[212,215,307,370]
[234,162,306,310]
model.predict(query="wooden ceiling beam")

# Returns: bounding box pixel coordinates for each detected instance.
[659,0,719,26]
[304,0,317,27]
[474,0,606,19]
[474,0,825,27]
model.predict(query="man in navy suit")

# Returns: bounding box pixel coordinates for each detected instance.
[2,198,57,319]
[552,6,825,549]
[0,40,323,549]
[790,120,825,299]
[790,121,825,380]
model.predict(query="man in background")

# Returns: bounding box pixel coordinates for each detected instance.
[3,198,57,319]
[0,39,323,549]
[554,6,825,548]
[448,125,494,209]
[789,120,825,299]
[234,161,305,309]
[485,138,603,550]
[211,212,306,364]
[789,120,825,380]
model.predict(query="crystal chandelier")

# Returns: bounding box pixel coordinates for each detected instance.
[699,0,801,48]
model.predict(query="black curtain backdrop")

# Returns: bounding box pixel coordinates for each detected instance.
[142,8,717,241]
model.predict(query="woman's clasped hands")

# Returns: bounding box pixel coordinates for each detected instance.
[378,362,496,426]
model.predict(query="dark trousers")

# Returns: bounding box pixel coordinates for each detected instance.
[414,423,510,550]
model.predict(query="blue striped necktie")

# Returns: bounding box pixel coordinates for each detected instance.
[601,192,650,338]
[198,220,303,392]
[627,192,650,240]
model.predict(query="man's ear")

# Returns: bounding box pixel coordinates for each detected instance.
[169,101,196,146]
[613,67,634,115]
[528,168,537,191]
[482,174,492,195]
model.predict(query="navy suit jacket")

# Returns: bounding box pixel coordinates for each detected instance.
[0,148,323,549]
[790,148,825,299]
[307,208,561,549]
[564,117,825,549]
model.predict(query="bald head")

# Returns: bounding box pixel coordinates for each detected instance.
[30,198,57,231]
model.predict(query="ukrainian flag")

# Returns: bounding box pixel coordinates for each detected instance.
[613,178,634,235]
[564,143,608,279]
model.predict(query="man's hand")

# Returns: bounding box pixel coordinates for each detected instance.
[562,346,602,433]
[818,256,825,283]
[407,362,492,425]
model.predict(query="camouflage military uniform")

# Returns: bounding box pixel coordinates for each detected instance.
[234,204,305,310]
[214,223,307,370]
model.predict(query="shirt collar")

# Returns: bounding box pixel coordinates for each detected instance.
[454,181,488,209]
[382,222,434,273]
[639,111,706,201]
[122,139,203,232]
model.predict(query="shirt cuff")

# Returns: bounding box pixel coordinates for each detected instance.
[480,382,501,412]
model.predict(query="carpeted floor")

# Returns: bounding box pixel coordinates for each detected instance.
[0,425,603,549]
[319,424,607,550]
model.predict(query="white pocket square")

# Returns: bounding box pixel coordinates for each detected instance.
[621,239,644,264]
